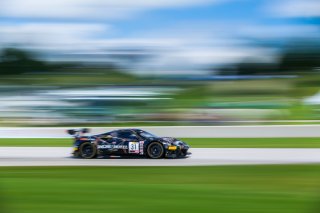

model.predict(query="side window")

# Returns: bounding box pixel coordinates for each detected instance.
[100,134,113,142]
[118,131,139,141]
[109,131,118,137]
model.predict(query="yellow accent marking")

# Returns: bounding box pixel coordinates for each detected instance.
[168,146,177,151]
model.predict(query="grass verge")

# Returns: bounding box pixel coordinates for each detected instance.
[1,165,320,213]
[0,137,320,148]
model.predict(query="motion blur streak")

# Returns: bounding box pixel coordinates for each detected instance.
[0,186,9,213]
[0,0,319,126]
[1,166,320,213]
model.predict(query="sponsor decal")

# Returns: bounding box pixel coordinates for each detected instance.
[139,141,144,155]
[97,145,128,149]
[129,142,139,153]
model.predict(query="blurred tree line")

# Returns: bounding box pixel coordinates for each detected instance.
[0,48,122,74]
[216,41,320,75]
[0,48,136,86]
[1,40,320,77]
[0,48,52,75]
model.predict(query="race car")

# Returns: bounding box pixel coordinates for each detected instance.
[67,128,191,159]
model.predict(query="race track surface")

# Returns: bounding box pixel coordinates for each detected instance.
[1,147,320,166]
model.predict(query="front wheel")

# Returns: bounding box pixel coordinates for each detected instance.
[147,142,164,159]
[79,142,97,159]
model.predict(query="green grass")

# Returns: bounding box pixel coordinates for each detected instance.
[0,138,71,147]
[1,165,320,213]
[1,137,320,148]
[181,138,320,148]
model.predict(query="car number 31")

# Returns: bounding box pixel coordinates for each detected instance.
[129,142,139,153]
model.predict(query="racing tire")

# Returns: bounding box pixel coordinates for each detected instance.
[147,142,164,159]
[79,142,97,159]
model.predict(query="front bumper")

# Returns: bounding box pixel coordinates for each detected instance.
[165,146,191,158]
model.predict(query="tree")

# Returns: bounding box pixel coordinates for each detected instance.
[279,44,320,72]
[215,60,279,76]
[0,48,49,75]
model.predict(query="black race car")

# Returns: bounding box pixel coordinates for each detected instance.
[67,128,191,159]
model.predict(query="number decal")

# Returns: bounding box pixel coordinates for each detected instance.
[128,142,139,153]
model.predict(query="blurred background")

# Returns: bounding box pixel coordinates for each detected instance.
[0,0,319,126]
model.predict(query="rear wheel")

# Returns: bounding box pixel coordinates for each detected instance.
[147,142,164,159]
[79,142,97,159]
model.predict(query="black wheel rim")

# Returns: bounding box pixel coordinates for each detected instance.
[82,144,93,157]
[150,144,162,158]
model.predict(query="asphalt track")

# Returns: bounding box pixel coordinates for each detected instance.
[1,147,320,166]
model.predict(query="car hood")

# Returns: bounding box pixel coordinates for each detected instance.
[160,137,178,143]
[151,137,188,146]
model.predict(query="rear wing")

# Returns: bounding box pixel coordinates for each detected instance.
[67,128,90,137]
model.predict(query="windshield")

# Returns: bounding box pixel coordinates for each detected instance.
[138,130,157,139]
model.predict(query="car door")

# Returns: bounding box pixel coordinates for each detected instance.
[115,130,140,155]
[96,132,122,154]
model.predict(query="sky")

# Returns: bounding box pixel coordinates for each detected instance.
[0,0,319,75]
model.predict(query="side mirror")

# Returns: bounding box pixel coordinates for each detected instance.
[82,128,90,133]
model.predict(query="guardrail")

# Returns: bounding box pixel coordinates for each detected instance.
[0,125,320,138]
